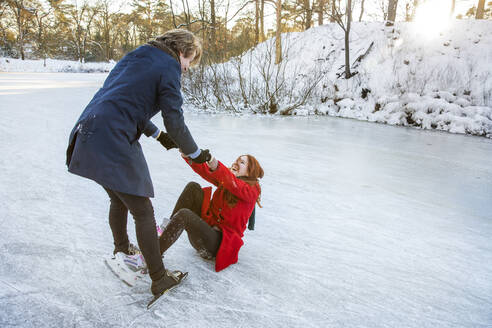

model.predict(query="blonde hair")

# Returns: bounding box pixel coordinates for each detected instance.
[155,29,202,66]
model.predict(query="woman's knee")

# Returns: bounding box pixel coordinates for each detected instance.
[109,198,127,212]
[105,189,126,210]
[129,199,154,222]
[172,208,194,221]
[183,181,201,194]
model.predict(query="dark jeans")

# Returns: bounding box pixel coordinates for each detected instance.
[159,182,222,259]
[104,188,164,281]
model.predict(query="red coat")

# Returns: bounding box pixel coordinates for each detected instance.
[185,158,260,272]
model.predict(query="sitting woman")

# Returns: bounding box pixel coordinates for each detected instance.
[159,153,264,272]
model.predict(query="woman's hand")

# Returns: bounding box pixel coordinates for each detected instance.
[191,149,212,164]
[156,132,178,150]
[181,149,213,167]
[206,156,218,171]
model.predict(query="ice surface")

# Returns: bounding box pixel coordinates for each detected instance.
[0,73,491,327]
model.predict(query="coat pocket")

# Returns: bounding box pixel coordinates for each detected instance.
[66,115,97,167]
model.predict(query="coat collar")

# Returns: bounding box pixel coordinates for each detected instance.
[147,41,180,64]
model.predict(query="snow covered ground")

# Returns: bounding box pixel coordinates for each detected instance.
[1,73,491,327]
[0,58,114,73]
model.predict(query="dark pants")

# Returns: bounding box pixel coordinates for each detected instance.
[159,182,222,259]
[104,188,164,281]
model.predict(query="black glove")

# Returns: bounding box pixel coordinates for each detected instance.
[192,149,212,164]
[157,132,178,150]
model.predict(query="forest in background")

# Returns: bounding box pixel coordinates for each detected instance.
[1,0,491,66]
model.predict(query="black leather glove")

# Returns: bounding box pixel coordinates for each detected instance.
[192,149,212,164]
[157,132,178,150]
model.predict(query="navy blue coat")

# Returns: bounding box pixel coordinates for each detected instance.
[66,45,198,197]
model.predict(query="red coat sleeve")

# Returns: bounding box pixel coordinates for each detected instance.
[182,156,219,186]
[209,162,259,202]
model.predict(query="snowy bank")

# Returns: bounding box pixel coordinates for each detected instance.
[0,57,115,73]
[2,20,492,138]
[183,20,492,138]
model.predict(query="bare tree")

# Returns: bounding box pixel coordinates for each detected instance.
[405,1,410,21]
[359,0,365,21]
[61,0,100,62]
[476,0,486,18]
[317,0,324,25]
[330,0,336,22]
[98,0,115,61]
[183,33,325,115]
[410,0,418,21]
[260,0,265,41]
[7,0,36,60]
[181,0,192,28]
[197,0,207,52]
[32,0,53,66]
[386,0,398,26]
[0,1,10,32]
[450,0,455,17]
[303,0,313,29]
[378,0,387,21]
[404,0,420,21]
[255,0,259,44]
[133,0,153,40]
[169,0,177,27]
[327,0,354,78]
[210,0,216,52]
[0,1,14,55]
[263,0,282,64]
[274,0,281,64]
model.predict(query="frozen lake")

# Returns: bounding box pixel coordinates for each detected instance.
[1,73,491,327]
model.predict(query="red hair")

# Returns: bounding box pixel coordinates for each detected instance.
[245,154,264,181]
[224,154,264,208]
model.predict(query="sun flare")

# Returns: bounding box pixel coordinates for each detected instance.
[413,0,452,37]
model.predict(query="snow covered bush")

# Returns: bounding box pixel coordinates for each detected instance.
[182,33,328,115]
[183,20,492,138]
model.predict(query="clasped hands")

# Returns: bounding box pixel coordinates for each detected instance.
[157,132,217,169]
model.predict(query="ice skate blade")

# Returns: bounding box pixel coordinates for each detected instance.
[147,272,188,309]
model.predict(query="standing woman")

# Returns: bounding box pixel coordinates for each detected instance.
[65,29,211,297]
